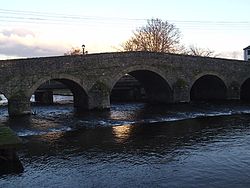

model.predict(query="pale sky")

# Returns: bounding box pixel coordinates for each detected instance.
[0,0,249,60]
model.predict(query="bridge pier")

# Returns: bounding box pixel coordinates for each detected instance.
[173,89,190,103]
[88,82,110,110]
[227,82,240,100]
[88,96,110,110]
[34,90,53,105]
[88,92,110,110]
[173,80,190,103]
[8,98,31,117]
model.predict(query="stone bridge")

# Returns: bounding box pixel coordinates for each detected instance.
[0,51,250,117]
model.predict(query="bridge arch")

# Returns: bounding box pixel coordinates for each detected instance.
[240,78,250,101]
[27,74,89,111]
[110,66,173,103]
[190,73,227,101]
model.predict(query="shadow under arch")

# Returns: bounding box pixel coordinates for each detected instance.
[190,74,227,101]
[111,69,173,104]
[240,78,250,101]
[28,77,88,112]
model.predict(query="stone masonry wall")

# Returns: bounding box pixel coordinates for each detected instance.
[0,51,249,116]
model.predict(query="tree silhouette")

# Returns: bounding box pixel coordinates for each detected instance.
[64,47,82,55]
[185,45,217,57]
[122,18,181,53]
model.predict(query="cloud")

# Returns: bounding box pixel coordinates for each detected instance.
[218,51,243,60]
[2,28,36,38]
[0,28,67,58]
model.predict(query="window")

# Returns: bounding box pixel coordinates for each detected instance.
[248,50,250,55]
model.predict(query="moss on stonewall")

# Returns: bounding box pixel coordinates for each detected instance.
[92,81,110,94]
[174,79,187,89]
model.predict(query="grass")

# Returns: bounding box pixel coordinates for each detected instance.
[0,126,21,148]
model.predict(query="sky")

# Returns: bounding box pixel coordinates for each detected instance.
[0,0,249,60]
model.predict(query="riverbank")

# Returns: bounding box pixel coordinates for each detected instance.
[0,126,23,174]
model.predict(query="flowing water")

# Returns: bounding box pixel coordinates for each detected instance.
[1,97,250,187]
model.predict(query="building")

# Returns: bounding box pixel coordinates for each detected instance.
[244,46,250,61]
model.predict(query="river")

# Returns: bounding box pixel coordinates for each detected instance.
[1,96,250,187]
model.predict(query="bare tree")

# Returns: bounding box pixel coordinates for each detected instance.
[64,44,88,55]
[64,47,83,55]
[122,18,181,53]
[185,45,217,57]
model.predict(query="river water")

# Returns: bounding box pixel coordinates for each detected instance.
[1,97,250,187]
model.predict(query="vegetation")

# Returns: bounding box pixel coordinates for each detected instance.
[122,18,216,57]
[185,45,217,57]
[174,78,187,89]
[65,18,216,58]
[0,126,21,147]
[122,18,182,53]
[64,47,83,56]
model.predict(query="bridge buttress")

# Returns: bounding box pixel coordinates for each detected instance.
[8,96,31,117]
[173,88,190,103]
[87,82,111,110]
[227,82,240,100]
[172,79,190,103]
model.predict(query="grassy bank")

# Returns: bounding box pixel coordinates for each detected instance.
[0,126,21,148]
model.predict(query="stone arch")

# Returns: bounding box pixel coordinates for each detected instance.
[240,78,250,101]
[28,74,89,111]
[110,66,173,104]
[190,72,228,88]
[110,65,171,89]
[190,74,227,101]
[27,74,86,97]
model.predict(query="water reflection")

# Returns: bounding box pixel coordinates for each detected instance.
[109,103,146,121]
[112,125,133,143]
[17,114,250,156]
[0,158,24,175]
[39,132,66,142]
[1,102,250,187]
